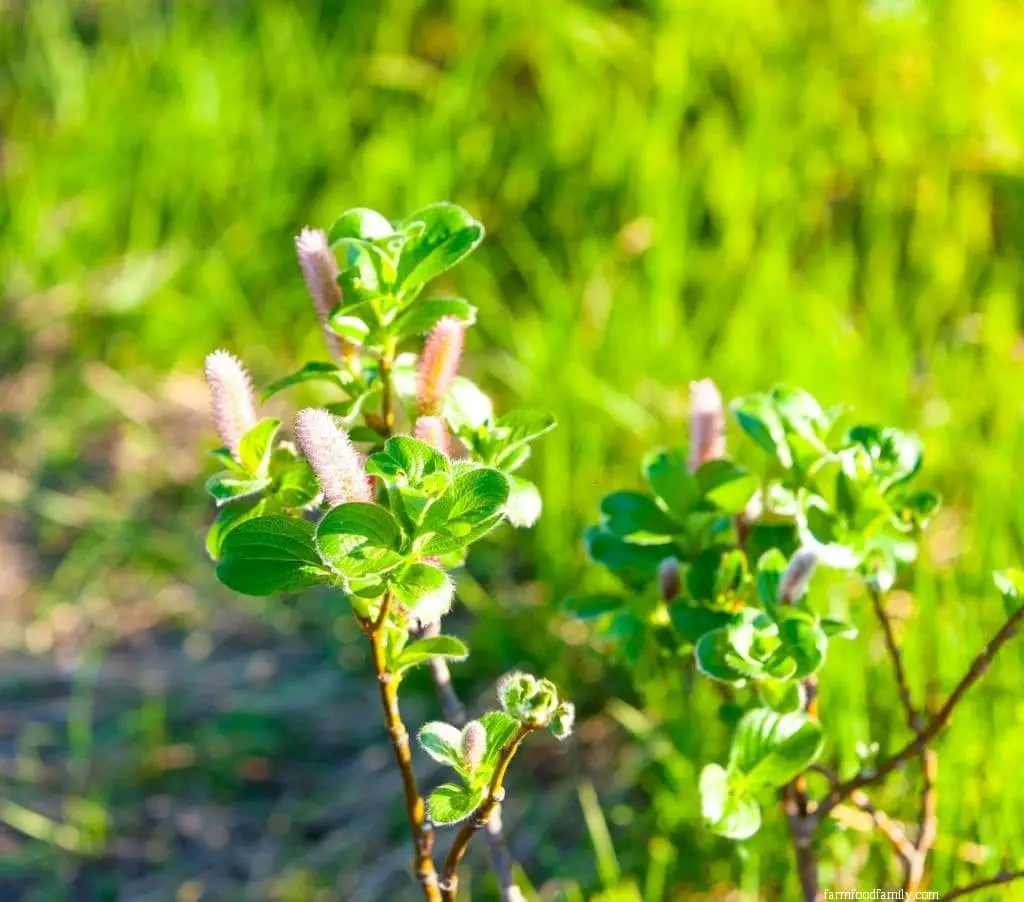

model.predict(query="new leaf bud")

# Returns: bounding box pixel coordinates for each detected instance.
[497,671,536,719]
[549,702,575,741]
[460,721,486,772]
[527,678,559,723]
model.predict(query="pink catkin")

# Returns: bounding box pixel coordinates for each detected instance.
[294,408,372,506]
[689,378,726,473]
[413,415,450,455]
[295,227,349,360]
[416,317,464,415]
[204,350,258,459]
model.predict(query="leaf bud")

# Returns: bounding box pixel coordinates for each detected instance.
[549,702,575,741]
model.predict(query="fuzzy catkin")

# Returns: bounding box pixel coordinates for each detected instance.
[460,721,486,771]
[204,350,258,459]
[689,378,726,473]
[780,548,819,603]
[416,317,464,415]
[295,227,349,360]
[294,408,372,506]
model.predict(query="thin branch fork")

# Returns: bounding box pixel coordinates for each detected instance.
[816,600,1024,823]
[440,725,535,902]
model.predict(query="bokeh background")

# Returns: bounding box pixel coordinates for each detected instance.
[4,0,1024,899]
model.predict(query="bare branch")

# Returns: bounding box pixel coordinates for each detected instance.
[816,602,1024,821]
[942,869,1024,900]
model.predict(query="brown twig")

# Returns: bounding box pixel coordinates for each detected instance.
[867,586,937,891]
[941,869,1024,900]
[360,594,441,901]
[868,586,920,730]
[440,725,534,902]
[848,789,916,863]
[816,601,1024,822]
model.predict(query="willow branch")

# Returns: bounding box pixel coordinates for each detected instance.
[360,594,440,901]
[868,586,920,731]
[867,586,938,890]
[440,725,534,902]
[942,870,1024,900]
[816,602,1024,822]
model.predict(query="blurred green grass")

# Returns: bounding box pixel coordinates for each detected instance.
[4,0,1024,898]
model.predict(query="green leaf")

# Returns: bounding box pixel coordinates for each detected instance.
[327,207,395,244]
[480,711,520,768]
[335,240,396,305]
[394,636,468,674]
[755,549,788,611]
[771,386,829,444]
[669,604,732,645]
[205,499,266,560]
[696,460,760,515]
[700,764,761,840]
[260,362,346,402]
[995,569,1024,615]
[427,783,485,827]
[490,410,557,468]
[757,679,806,714]
[394,297,477,337]
[643,447,701,519]
[366,436,451,487]
[238,418,281,477]
[775,615,828,678]
[418,722,462,769]
[821,617,858,640]
[728,708,824,790]
[731,394,793,468]
[270,452,320,509]
[583,526,677,591]
[327,307,373,345]
[397,203,485,294]
[315,503,404,579]
[892,489,942,529]
[216,516,329,596]
[600,491,682,538]
[444,377,495,433]
[505,476,542,528]
[205,471,271,506]
[848,425,923,488]
[445,467,510,528]
[695,627,763,684]
[390,562,454,622]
